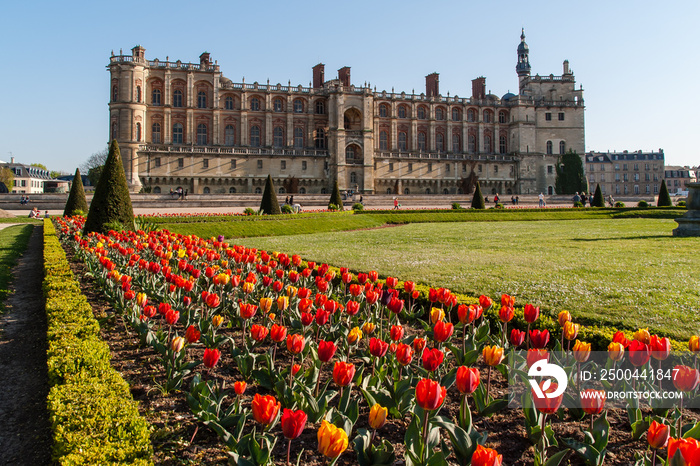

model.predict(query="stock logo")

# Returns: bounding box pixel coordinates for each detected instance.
[528,359,567,399]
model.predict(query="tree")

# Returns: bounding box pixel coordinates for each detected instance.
[554,150,588,195]
[31,163,48,170]
[63,168,89,216]
[259,174,281,215]
[0,167,14,192]
[81,147,109,186]
[471,181,485,209]
[657,179,672,207]
[83,140,135,234]
[591,183,605,207]
[329,180,344,210]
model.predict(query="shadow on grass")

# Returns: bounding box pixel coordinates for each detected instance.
[572,235,671,241]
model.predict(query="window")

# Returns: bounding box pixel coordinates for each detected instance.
[230,159,236,169]
[435,107,445,120]
[468,135,476,153]
[203,159,209,168]
[112,85,118,102]
[589,164,595,172]
[428,163,433,172]
[293,99,303,113]
[634,173,640,181]
[467,109,476,122]
[645,163,650,170]
[173,90,183,107]
[408,163,413,172]
[545,112,552,121]
[590,175,595,183]
[559,141,566,154]
[135,123,141,142]
[153,186,161,193]
[111,122,117,140]
[615,164,620,170]
[436,133,444,152]
[154,157,161,168]
[225,96,234,110]
[229,187,236,193]
[558,112,565,121]
[389,163,394,171]
[462,163,467,173]
[152,89,161,106]
[379,104,388,118]
[197,91,207,108]
[634,163,639,171]
[499,111,507,124]
[499,135,507,154]
[315,100,325,114]
[623,164,628,170]
[196,124,207,145]
[177,158,184,168]
[547,165,554,174]
[623,173,629,181]
[225,125,235,146]
[203,187,210,194]
[484,136,492,153]
[446,164,450,173]
[654,184,659,194]
[152,123,161,143]
[255,187,262,194]
[615,173,620,181]
[294,128,304,149]
[257,160,263,169]
[350,172,357,184]
[273,98,283,112]
[281,160,286,170]
[645,173,650,181]
[172,123,183,144]
[600,164,605,171]
[418,132,426,151]
[302,161,307,170]
[546,141,553,155]
[299,187,306,194]
[398,132,407,151]
[250,126,261,147]
[452,108,461,121]
[250,97,260,111]
[273,127,284,148]
[494,165,498,174]
[634,185,640,195]
[398,105,407,119]
[418,106,426,119]
[315,128,326,149]
[379,131,388,150]
[601,174,606,182]
[484,111,492,123]
[478,164,482,173]
[452,134,461,152]
[346,146,356,163]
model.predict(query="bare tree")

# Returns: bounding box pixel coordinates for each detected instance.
[81,147,109,186]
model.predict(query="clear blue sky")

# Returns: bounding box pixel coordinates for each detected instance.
[1,0,698,173]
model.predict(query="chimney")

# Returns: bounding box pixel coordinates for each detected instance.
[11,157,15,164]
[131,45,145,62]
[338,66,351,87]
[313,63,325,88]
[426,72,439,97]
[563,59,570,75]
[200,52,211,68]
[471,77,486,100]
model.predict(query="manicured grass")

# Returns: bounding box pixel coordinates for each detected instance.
[0,217,42,224]
[0,224,34,313]
[233,218,699,341]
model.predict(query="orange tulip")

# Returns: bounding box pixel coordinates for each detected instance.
[668,437,700,465]
[690,335,700,353]
[483,345,505,366]
[634,328,651,345]
[563,321,579,341]
[286,333,305,354]
[251,393,281,426]
[471,445,503,466]
[317,420,348,458]
[573,340,591,362]
[580,389,605,415]
[558,310,571,327]
[368,404,387,429]
[607,341,625,361]
[647,420,669,449]
[233,381,247,395]
[332,361,355,387]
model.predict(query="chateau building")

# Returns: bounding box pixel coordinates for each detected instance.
[108,31,584,195]
[585,150,665,197]
[664,166,697,194]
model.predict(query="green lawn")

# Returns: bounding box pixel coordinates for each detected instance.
[0,224,34,314]
[232,218,699,340]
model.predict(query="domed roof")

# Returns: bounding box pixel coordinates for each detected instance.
[517,28,529,53]
[486,94,501,102]
[502,92,516,101]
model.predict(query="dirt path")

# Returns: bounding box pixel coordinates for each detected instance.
[0,224,52,465]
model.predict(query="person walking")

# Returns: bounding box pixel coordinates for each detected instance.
[393,197,399,210]
[538,193,545,208]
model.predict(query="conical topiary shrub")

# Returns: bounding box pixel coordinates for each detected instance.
[259,174,281,215]
[471,182,485,209]
[657,179,672,207]
[63,167,89,216]
[329,180,344,210]
[83,140,135,234]
[591,183,605,207]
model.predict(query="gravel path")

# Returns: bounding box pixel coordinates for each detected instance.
[0,224,52,465]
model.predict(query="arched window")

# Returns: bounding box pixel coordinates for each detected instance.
[398,105,407,119]
[435,107,445,121]
[468,135,476,153]
[229,187,236,193]
[203,187,210,194]
[436,133,444,152]
[294,127,304,149]
[136,123,141,141]
[426,188,431,194]
[560,141,566,154]
[387,188,392,194]
[418,132,426,151]
[196,124,207,145]
[452,108,461,121]
[499,111,507,124]
[417,106,426,120]
[484,136,492,153]
[315,100,325,114]
[404,188,410,195]
[152,89,161,106]
[346,146,355,163]
[293,99,303,113]
[398,132,407,151]
[484,111,492,123]
[279,187,286,194]
[173,90,183,107]
[153,186,161,193]
[250,97,260,111]
[379,131,388,150]
[172,123,183,144]
[467,109,476,122]
[452,134,461,152]
[152,123,161,143]
[112,85,118,102]
[136,86,141,102]
[273,98,283,112]
[299,187,306,194]
[350,172,357,184]
[111,122,117,140]
[546,141,553,155]
[225,125,235,146]
[225,96,234,110]
[273,127,284,148]
[499,135,507,154]
[315,128,326,149]
[255,187,262,194]
[197,91,207,108]
[250,126,261,147]
[379,104,388,118]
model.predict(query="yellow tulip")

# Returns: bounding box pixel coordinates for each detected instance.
[348,327,363,344]
[430,307,445,324]
[690,336,700,353]
[483,345,505,366]
[362,322,375,336]
[171,336,185,353]
[572,340,591,362]
[212,315,224,328]
[259,297,273,313]
[368,404,387,429]
[563,321,579,341]
[317,420,348,458]
[216,272,230,286]
[633,328,651,345]
[558,310,571,327]
[242,282,255,294]
[276,295,289,311]
[177,249,186,258]
[607,342,625,361]
[286,286,298,298]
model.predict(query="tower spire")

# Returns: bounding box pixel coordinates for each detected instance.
[516,29,531,92]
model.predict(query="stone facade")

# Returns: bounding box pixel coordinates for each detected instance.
[0,157,53,193]
[585,150,665,197]
[107,31,585,195]
[664,166,697,194]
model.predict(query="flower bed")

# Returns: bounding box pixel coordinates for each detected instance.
[53,216,700,465]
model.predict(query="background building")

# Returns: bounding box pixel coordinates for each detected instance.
[664,165,697,194]
[585,150,665,197]
[108,31,584,195]
[0,157,53,193]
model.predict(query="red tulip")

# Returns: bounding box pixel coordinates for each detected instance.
[286,334,305,354]
[240,303,258,319]
[647,420,670,449]
[299,298,313,313]
[403,281,416,294]
[532,380,563,414]
[250,324,269,342]
[580,389,605,415]
[205,292,220,308]
[415,378,446,411]
[498,305,514,323]
[395,343,414,366]
[668,437,700,465]
[315,309,330,326]
[365,290,379,305]
[300,312,314,326]
[523,304,540,323]
[165,309,180,325]
[252,393,281,426]
[421,348,444,372]
[292,363,301,376]
[458,304,480,324]
[628,340,651,367]
[650,335,671,361]
[185,325,201,343]
[673,365,700,392]
[270,324,287,342]
[612,330,631,348]
[203,348,221,368]
[413,337,426,352]
[345,300,360,315]
[456,366,480,394]
[369,338,389,358]
[332,361,355,387]
[501,293,515,307]
[471,445,503,466]
[385,276,398,288]
[368,270,378,282]
[529,329,550,349]
[387,297,404,314]
[318,340,337,363]
[143,305,157,318]
[510,329,526,347]
[390,325,404,342]
[478,295,493,311]
[433,320,454,343]
[281,408,307,440]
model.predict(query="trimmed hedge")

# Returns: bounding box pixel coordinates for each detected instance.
[43,219,153,465]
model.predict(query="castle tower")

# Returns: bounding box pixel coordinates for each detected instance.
[516,28,531,92]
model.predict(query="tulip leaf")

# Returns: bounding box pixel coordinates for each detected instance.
[683,421,700,439]
[479,398,509,417]
[251,369,275,391]
[426,450,449,466]
[352,428,373,466]
[432,415,474,463]
[591,412,610,452]
[560,437,602,466]
[543,450,569,466]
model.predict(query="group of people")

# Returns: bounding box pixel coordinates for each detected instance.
[284,196,302,213]
[169,187,188,200]
[19,195,31,205]
[28,207,48,219]
[572,192,616,207]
